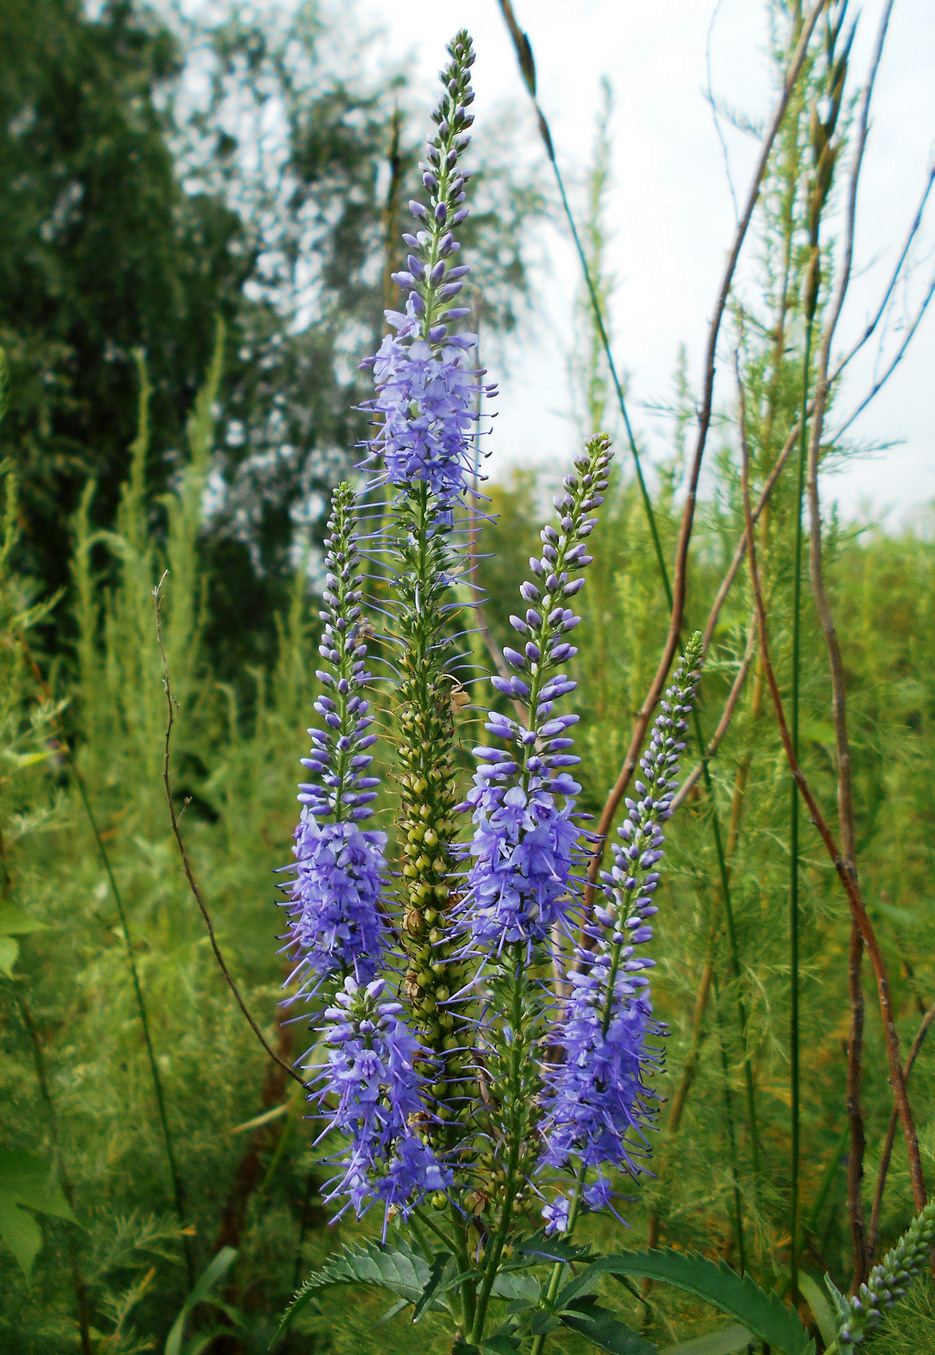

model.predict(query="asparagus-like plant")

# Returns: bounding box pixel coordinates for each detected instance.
[275,31,827,1355]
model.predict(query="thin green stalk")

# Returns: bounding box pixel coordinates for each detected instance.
[14,993,93,1355]
[713,972,748,1272]
[470,956,527,1345]
[529,1166,588,1355]
[788,312,813,1306]
[69,754,195,1287]
[451,1204,477,1336]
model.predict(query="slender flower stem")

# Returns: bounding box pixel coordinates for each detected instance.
[470,953,528,1345]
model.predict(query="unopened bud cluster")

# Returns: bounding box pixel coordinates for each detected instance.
[837,1200,935,1346]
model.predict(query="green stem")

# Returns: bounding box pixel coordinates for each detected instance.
[548,157,671,610]
[69,752,195,1288]
[470,957,527,1345]
[451,1204,477,1335]
[529,1169,587,1355]
[789,311,814,1306]
[713,971,748,1272]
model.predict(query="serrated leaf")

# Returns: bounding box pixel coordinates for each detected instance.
[659,1322,754,1355]
[559,1296,657,1354]
[557,1251,814,1355]
[798,1274,838,1350]
[272,1240,431,1342]
[491,1271,540,1306]
[0,1150,77,1277]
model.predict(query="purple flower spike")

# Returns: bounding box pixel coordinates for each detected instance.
[540,636,703,1190]
[458,435,614,949]
[360,30,494,506]
[314,977,450,1220]
[282,483,388,991]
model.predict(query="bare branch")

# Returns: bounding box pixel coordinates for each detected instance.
[869,999,935,1258]
[583,1,829,910]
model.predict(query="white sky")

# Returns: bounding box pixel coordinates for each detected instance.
[352,0,935,526]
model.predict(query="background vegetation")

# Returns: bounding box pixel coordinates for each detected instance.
[2,0,934,1351]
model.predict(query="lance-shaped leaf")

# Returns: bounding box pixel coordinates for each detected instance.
[659,1324,755,1355]
[272,1239,433,1340]
[556,1251,814,1355]
[559,1296,657,1354]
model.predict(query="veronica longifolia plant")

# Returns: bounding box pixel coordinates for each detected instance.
[273,31,814,1355]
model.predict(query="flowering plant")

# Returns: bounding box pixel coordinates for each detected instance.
[272,30,935,1355]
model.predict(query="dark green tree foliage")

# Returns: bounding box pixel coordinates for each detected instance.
[0,0,248,596]
[0,0,543,678]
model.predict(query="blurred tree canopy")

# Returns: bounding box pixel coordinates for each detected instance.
[0,0,543,671]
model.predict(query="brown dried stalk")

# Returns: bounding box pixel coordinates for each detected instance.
[672,615,757,812]
[154,576,306,1091]
[804,0,897,1284]
[583,0,829,911]
[869,1000,935,1258]
[737,374,926,1217]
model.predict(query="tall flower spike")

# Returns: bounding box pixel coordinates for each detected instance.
[836,1199,935,1345]
[360,29,495,506]
[282,482,388,992]
[540,636,703,1216]
[458,434,614,950]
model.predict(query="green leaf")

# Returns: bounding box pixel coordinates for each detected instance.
[798,1275,838,1350]
[559,1296,657,1354]
[516,1233,592,1264]
[0,901,47,936]
[491,1271,540,1307]
[411,1250,454,1323]
[557,1251,814,1355]
[479,1334,522,1354]
[660,1323,755,1355]
[0,936,19,977]
[375,1297,409,1328]
[272,1240,431,1342]
[0,1150,77,1277]
[164,1247,238,1355]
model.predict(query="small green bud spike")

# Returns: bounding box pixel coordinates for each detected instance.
[836,1199,935,1346]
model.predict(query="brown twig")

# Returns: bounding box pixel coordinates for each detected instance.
[583,0,829,912]
[701,419,800,657]
[804,0,897,1284]
[869,1000,935,1258]
[737,366,927,1217]
[153,575,306,1091]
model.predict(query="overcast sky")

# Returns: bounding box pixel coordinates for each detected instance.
[351,0,935,525]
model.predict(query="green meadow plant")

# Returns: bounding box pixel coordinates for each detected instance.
[3,3,935,1353]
